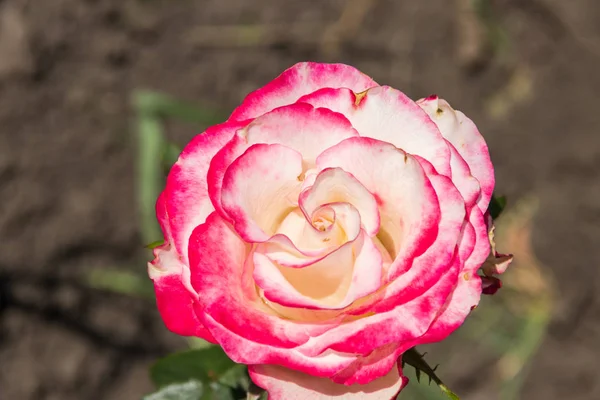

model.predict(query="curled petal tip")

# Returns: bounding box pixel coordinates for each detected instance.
[481,276,503,295]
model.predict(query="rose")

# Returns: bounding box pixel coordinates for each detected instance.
[149,62,499,399]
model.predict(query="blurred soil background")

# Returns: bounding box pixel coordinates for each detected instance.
[0,0,599,399]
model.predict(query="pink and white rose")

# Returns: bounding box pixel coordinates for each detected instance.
[149,62,501,399]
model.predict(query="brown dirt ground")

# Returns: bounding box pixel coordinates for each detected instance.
[0,0,599,399]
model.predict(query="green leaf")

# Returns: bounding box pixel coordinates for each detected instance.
[143,380,204,400]
[246,382,267,400]
[150,347,240,388]
[203,383,234,400]
[144,380,235,400]
[488,194,507,220]
[145,240,165,249]
[219,364,250,390]
[403,348,460,400]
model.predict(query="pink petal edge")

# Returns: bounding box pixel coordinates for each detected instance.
[249,361,408,400]
[230,62,378,121]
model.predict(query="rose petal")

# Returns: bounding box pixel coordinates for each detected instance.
[299,86,451,176]
[482,276,502,295]
[244,103,360,165]
[316,137,439,269]
[207,132,249,222]
[221,143,304,242]
[150,258,216,342]
[209,103,359,222]
[162,120,248,262]
[291,255,460,361]
[190,212,357,376]
[254,230,383,310]
[279,204,358,253]
[417,96,494,211]
[447,143,482,210]
[230,62,378,121]
[149,193,215,341]
[483,253,514,276]
[299,168,380,236]
[409,207,490,345]
[347,174,466,317]
[248,361,407,400]
[331,343,405,386]
[482,214,514,276]
[291,175,465,358]
[257,202,361,270]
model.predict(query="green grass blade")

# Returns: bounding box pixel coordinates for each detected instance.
[136,113,165,244]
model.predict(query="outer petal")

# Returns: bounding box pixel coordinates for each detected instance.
[417,95,494,211]
[189,212,357,376]
[150,193,214,341]
[447,144,481,210]
[249,361,407,400]
[412,207,490,345]
[150,259,216,342]
[299,86,451,176]
[482,214,514,277]
[162,120,248,262]
[331,343,404,386]
[229,62,378,121]
[482,276,502,295]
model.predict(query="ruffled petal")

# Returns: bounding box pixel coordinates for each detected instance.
[150,192,215,341]
[254,231,383,310]
[331,343,406,386]
[244,103,359,165]
[482,214,514,277]
[148,244,215,342]
[230,62,378,121]
[220,143,304,242]
[299,168,380,236]
[297,250,461,358]
[345,174,466,318]
[299,86,451,176]
[409,207,489,345]
[209,103,360,223]
[189,212,356,376]
[290,174,465,358]
[316,137,440,270]
[417,95,494,211]
[249,361,407,400]
[162,120,247,262]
